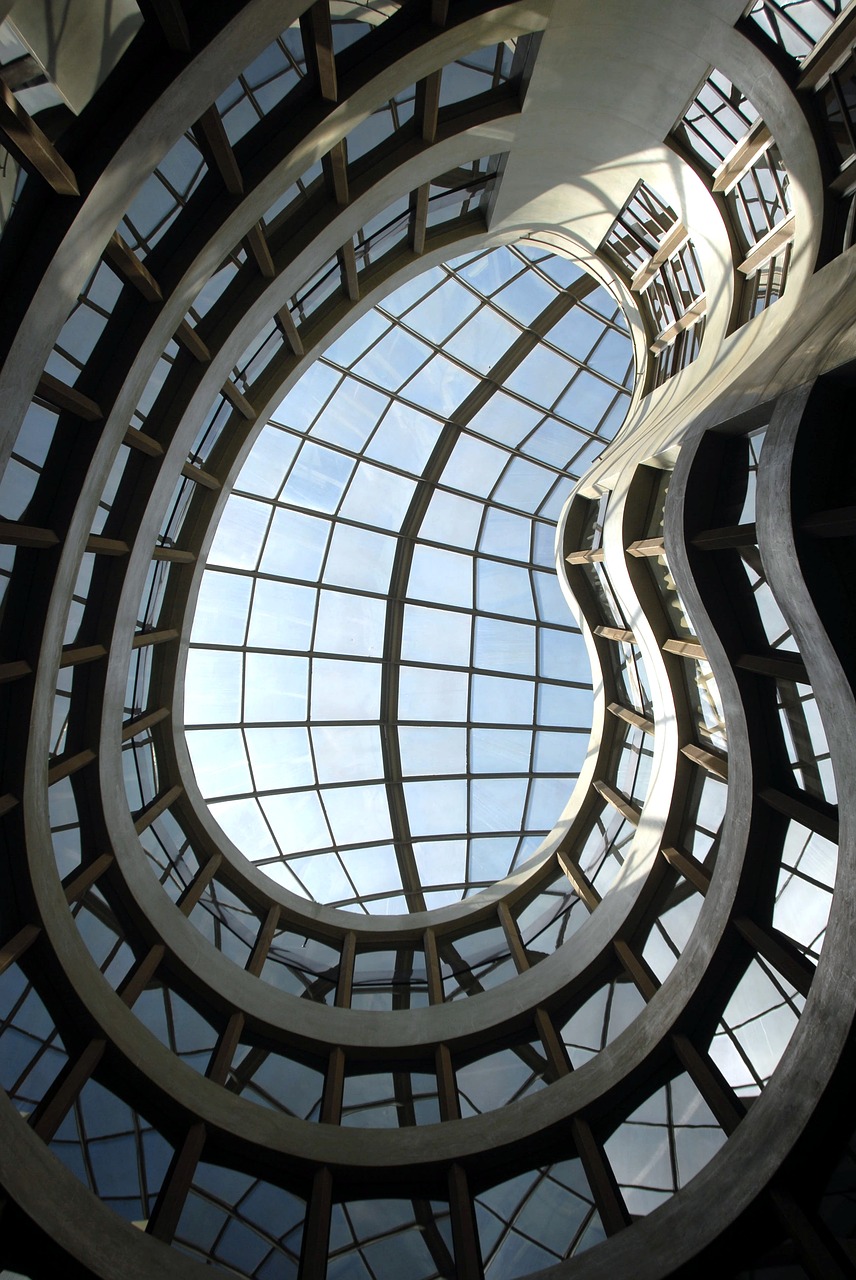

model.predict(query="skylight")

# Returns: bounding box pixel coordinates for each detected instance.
[184,242,634,913]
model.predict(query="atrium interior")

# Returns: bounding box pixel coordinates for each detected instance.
[1,0,856,1277]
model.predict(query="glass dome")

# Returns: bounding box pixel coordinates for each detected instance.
[184,241,634,911]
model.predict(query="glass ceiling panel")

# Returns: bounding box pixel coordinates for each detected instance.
[186,243,634,912]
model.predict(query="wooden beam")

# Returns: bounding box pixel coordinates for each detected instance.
[769,1189,856,1280]
[423,928,445,1006]
[122,706,170,742]
[672,1034,745,1134]
[134,784,183,834]
[59,644,107,668]
[124,426,163,456]
[712,122,773,193]
[0,924,40,977]
[118,944,165,1007]
[498,900,529,973]
[0,660,31,683]
[614,939,659,1001]
[274,307,304,357]
[682,743,728,781]
[175,854,221,913]
[246,906,280,978]
[534,1007,570,1078]
[131,627,178,649]
[338,239,359,302]
[85,535,129,556]
[435,1043,460,1120]
[335,932,356,1009]
[631,222,690,289]
[663,637,706,660]
[626,536,665,558]
[147,1123,207,1242]
[661,845,711,895]
[759,786,839,843]
[594,780,641,825]
[320,1046,345,1124]
[221,379,256,420]
[557,849,600,910]
[802,507,856,538]
[0,80,78,196]
[410,183,430,255]
[103,232,162,301]
[607,702,655,735]
[208,1012,245,1085]
[47,748,96,786]
[565,547,604,564]
[32,1040,106,1141]
[733,917,816,998]
[417,70,442,145]
[447,1164,484,1280]
[738,213,795,276]
[245,221,275,278]
[0,792,19,818]
[175,319,211,363]
[692,523,757,550]
[649,296,707,352]
[152,545,195,563]
[194,105,243,195]
[301,0,337,102]
[62,853,114,904]
[594,625,635,643]
[0,523,58,549]
[0,55,44,93]
[736,651,809,683]
[181,460,220,489]
[571,1117,631,1235]
[299,1168,334,1280]
[799,5,856,89]
[36,372,102,421]
[323,139,349,205]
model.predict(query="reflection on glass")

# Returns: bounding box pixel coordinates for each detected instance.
[640,876,705,982]
[438,926,516,1000]
[132,982,219,1075]
[776,680,836,805]
[260,928,340,1004]
[604,1074,726,1215]
[456,1033,554,1116]
[514,868,586,963]
[557,972,647,1066]
[350,948,429,1011]
[328,1197,453,1280]
[226,1042,324,1122]
[577,809,636,896]
[0,963,69,1118]
[50,1077,173,1226]
[174,1160,305,1275]
[341,1066,440,1127]
[773,820,837,962]
[475,1158,604,1275]
[613,722,654,807]
[709,956,805,1096]
[680,769,727,863]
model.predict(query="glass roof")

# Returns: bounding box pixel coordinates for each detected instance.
[184,242,634,913]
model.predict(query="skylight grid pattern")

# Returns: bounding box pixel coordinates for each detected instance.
[185,245,633,912]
